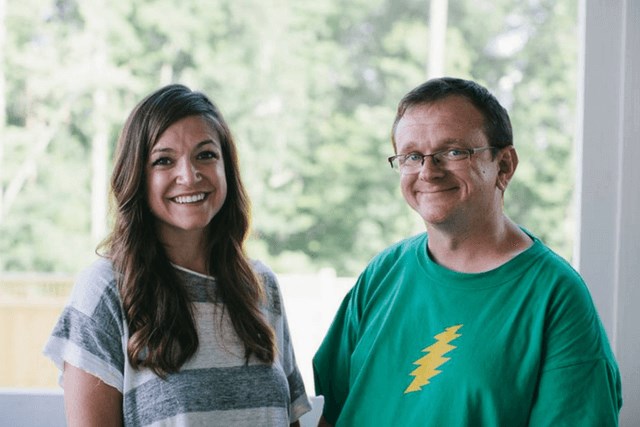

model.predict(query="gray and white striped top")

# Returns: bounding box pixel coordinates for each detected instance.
[44,257,311,426]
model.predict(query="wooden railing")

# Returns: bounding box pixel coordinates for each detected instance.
[0,275,73,388]
[1,273,338,425]
[0,271,352,391]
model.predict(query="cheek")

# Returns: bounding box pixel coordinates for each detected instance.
[218,164,227,183]
[145,173,166,206]
[399,176,414,199]
[472,164,495,183]
[218,179,228,203]
[145,175,158,199]
[216,165,228,192]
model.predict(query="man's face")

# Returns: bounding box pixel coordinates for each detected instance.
[393,96,504,232]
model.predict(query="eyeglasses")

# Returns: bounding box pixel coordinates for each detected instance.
[388,146,496,174]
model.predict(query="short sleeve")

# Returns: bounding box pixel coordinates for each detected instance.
[528,274,622,425]
[312,286,359,425]
[42,258,126,392]
[529,359,621,426]
[255,261,312,422]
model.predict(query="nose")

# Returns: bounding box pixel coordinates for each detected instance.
[417,155,445,181]
[176,159,202,185]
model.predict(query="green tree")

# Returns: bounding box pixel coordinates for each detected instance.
[0,0,577,275]
[445,0,578,258]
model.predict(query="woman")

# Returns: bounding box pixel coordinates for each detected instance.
[44,84,311,426]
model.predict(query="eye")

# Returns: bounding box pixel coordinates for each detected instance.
[197,150,220,161]
[151,157,172,167]
[444,149,468,159]
[405,152,424,163]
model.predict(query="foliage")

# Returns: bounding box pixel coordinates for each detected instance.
[0,0,577,275]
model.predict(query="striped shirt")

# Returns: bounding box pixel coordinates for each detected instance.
[44,257,311,426]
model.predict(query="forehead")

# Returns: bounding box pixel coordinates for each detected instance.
[154,115,221,149]
[395,96,486,146]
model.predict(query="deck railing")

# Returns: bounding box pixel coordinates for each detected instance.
[0,271,352,390]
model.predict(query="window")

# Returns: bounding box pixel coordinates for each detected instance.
[0,0,578,393]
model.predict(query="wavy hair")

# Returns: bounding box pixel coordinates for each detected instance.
[101,84,275,376]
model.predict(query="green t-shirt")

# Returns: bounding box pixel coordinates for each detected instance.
[313,232,622,426]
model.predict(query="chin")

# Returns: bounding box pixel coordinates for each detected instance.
[417,208,450,224]
[167,218,214,233]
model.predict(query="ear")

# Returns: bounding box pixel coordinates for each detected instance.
[496,146,518,192]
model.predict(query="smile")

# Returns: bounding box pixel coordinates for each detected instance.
[172,193,207,204]
[419,187,456,194]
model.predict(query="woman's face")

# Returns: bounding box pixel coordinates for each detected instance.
[145,115,227,243]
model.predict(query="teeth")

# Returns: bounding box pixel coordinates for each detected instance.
[174,193,206,204]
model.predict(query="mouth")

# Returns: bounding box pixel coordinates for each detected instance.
[172,192,208,204]
[419,187,457,194]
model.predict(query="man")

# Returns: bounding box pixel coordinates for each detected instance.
[313,77,622,426]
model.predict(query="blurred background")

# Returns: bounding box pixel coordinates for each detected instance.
[0,0,578,392]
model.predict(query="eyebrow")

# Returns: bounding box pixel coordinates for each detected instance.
[438,138,468,147]
[400,138,466,152]
[150,139,218,155]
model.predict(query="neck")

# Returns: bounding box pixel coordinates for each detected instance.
[426,215,532,273]
[159,229,209,275]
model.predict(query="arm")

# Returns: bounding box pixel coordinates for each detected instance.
[63,363,123,427]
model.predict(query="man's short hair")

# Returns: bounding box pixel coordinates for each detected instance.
[391,77,513,152]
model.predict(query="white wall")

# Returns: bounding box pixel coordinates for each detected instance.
[575,1,640,425]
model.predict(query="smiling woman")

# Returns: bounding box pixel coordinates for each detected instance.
[42,84,311,426]
[145,116,228,266]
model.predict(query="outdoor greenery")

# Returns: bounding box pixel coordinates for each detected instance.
[0,0,577,276]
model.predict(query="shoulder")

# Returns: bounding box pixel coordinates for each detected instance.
[364,232,427,274]
[345,233,427,306]
[508,229,584,292]
[524,240,618,377]
[251,258,275,277]
[525,236,587,292]
[251,259,282,315]
[76,256,117,284]
[68,257,121,316]
[251,259,278,290]
[521,237,604,332]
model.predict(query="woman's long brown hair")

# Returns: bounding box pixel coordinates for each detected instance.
[101,84,275,376]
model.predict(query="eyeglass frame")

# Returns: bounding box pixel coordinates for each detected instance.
[387,146,498,174]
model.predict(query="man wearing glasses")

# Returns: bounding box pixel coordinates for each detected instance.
[313,77,622,426]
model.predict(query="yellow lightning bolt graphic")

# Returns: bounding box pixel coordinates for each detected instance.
[404,324,463,394]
